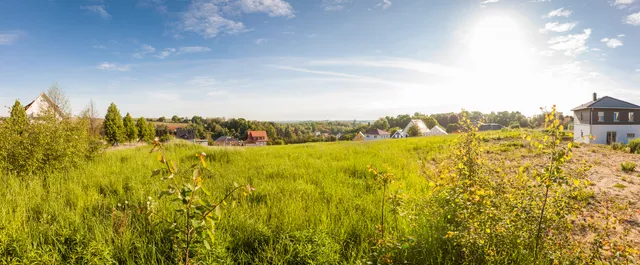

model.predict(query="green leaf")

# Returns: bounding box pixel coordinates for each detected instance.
[193,168,201,179]
[203,239,211,250]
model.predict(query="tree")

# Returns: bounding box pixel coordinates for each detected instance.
[123,113,138,142]
[145,123,156,142]
[407,123,421,137]
[7,100,29,135]
[158,116,166,122]
[136,117,148,142]
[171,115,181,122]
[448,114,459,125]
[422,117,439,129]
[80,99,100,137]
[46,83,71,116]
[446,123,460,133]
[191,116,204,125]
[372,118,390,130]
[103,103,124,145]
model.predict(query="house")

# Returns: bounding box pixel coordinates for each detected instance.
[175,128,196,141]
[573,93,640,144]
[478,123,505,131]
[429,126,448,136]
[245,131,268,146]
[213,136,241,146]
[364,129,390,140]
[402,119,430,137]
[24,92,65,119]
[336,133,343,139]
[353,132,365,141]
[195,139,209,146]
[391,130,404,138]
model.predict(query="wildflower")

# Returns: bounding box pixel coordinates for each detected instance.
[247,184,256,193]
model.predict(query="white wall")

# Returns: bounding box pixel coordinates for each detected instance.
[590,124,640,144]
[25,96,51,117]
[365,134,389,141]
[573,124,591,144]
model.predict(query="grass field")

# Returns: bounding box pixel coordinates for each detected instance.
[0,131,637,264]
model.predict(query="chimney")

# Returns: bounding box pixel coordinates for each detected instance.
[593,92,597,101]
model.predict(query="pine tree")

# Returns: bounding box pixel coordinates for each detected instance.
[8,100,29,135]
[145,123,156,142]
[103,103,124,145]
[123,113,138,143]
[136,117,147,142]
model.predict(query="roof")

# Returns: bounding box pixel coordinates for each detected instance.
[572,96,640,111]
[430,126,447,134]
[214,136,239,142]
[406,119,430,134]
[24,92,65,117]
[248,131,268,138]
[365,129,390,135]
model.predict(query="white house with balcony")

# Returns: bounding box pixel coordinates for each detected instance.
[573,93,640,144]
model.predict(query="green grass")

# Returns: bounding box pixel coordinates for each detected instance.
[0,136,456,264]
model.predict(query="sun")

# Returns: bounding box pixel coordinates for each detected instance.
[467,15,536,76]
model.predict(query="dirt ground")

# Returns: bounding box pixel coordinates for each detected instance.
[573,144,640,247]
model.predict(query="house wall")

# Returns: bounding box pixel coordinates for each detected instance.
[589,124,640,144]
[573,109,591,125]
[573,124,591,144]
[590,108,640,125]
[365,134,389,141]
[26,96,53,117]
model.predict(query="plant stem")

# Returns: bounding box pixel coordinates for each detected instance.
[534,185,550,263]
[381,184,386,240]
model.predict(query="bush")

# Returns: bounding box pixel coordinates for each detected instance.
[611,142,626,151]
[509,121,521,129]
[628,138,640,154]
[621,161,636,173]
[446,123,460,133]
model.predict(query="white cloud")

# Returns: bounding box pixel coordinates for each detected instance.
[322,0,351,11]
[308,58,462,78]
[255,38,268,44]
[207,90,229,96]
[93,44,106,49]
[612,0,634,9]
[0,31,24,45]
[618,34,626,37]
[591,48,601,51]
[179,46,212,53]
[97,62,131,71]
[548,28,591,56]
[186,76,217,86]
[481,0,500,4]
[539,22,577,33]
[546,7,572,18]
[132,53,143,59]
[141,44,156,54]
[81,5,111,19]
[601,38,623,48]
[539,50,555,57]
[626,12,640,25]
[239,0,294,17]
[154,48,177,59]
[375,0,392,9]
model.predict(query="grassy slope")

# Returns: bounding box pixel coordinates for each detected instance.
[0,135,457,264]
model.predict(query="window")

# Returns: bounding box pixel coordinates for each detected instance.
[581,130,584,137]
[630,112,635,122]
[628,133,635,140]
[598,112,604,122]
[374,135,377,139]
[580,112,583,121]
[614,112,620,122]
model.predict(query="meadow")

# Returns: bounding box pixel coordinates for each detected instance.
[0,126,637,264]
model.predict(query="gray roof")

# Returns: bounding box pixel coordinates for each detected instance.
[572,96,640,111]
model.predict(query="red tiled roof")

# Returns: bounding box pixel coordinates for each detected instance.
[248,131,268,138]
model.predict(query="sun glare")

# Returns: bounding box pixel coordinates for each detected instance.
[467,16,536,75]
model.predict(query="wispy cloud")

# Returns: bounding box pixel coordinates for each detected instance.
[177,0,293,39]
[92,44,106,49]
[322,0,351,11]
[308,58,462,78]
[81,5,111,19]
[137,0,168,13]
[481,0,500,4]
[0,30,25,45]
[539,22,577,33]
[272,65,422,88]
[626,12,640,25]
[179,46,211,53]
[375,0,392,9]
[548,28,592,56]
[186,76,216,86]
[601,38,623,48]
[154,48,176,59]
[97,62,131,71]
[255,38,268,44]
[546,7,572,18]
[132,44,157,58]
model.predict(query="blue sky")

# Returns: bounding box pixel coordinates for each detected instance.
[0,0,639,120]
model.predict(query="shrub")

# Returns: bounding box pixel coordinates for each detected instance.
[509,121,521,129]
[628,138,640,154]
[611,142,626,151]
[620,161,636,173]
[446,123,460,133]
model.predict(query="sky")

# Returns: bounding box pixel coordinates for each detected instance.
[0,0,639,120]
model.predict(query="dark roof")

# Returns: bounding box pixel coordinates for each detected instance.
[572,96,640,111]
[214,136,239,142]
[365,129,390,135]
